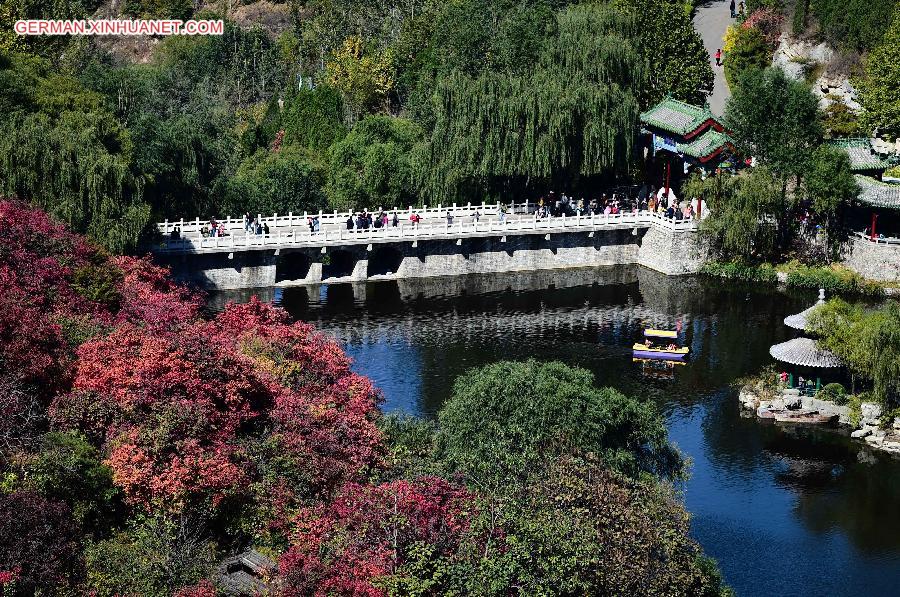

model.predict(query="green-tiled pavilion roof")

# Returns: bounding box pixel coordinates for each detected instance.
[676,129,732,161]
[640,98,718,137]
[855,175,900,210]
[828,138,891,172]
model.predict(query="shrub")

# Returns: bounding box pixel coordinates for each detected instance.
[724,26,771,88]
[72,262,123,310]
[780,262,884,297]
[701,261,779,283]
[818,382,847,405]
[435,360,684,488]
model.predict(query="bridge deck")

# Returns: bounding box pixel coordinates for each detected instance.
[153,211,697,255]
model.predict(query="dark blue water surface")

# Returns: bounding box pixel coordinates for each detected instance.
[211,266,900,596]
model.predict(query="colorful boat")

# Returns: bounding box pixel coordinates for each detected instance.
[632,343,690,361]
[643,329,678,339]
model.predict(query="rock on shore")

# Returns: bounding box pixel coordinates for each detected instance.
[739,384,900,457]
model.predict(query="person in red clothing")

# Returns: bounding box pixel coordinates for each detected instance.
[715,48,722,66]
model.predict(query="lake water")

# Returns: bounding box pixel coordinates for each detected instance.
[210,266,900,596]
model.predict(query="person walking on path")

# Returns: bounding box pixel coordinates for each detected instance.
[730,0,736,18]
[715,48,722,66]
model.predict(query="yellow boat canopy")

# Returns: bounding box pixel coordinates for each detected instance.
[644,329,678,339]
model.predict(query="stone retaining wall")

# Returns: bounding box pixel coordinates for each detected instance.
[637,225,706,275]
[843,236,900,282]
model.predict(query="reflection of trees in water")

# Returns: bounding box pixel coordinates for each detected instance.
[777,427,900,554]
[701,396,900,554]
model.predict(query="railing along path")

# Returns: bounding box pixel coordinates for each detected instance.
[154,209,698,255]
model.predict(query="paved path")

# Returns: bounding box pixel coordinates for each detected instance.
[693,0,734,116]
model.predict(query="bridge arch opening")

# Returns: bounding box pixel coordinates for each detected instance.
[275,251,312,284]
[367,246,403,277]
[322,249,356,279]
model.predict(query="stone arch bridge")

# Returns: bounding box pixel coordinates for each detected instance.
[152,203,704,289]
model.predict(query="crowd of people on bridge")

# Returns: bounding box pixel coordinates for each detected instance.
[345,211,402,230]
[185,184,702,241]
[533,187,701,221]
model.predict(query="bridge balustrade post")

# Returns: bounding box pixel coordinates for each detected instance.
[179,218,184,232]
[163,219,169,234]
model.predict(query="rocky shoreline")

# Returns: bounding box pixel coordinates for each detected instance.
[739,385,900,456]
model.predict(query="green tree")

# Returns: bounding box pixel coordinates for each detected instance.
[423,3,645,202]
[810,0,898,52]
[691,167,783,261]
[809,299,900,404]
[435,360,683,492]
[803,144,859,260]
[86,514,217,597]
[281,85,348,152]
[618,0,715,105]
[822,101,863,138]
[0,55,150,253]
[725,67,822,179]
[857,5,900,137]
[457,457,731,596]
[723,26,771,88]
[220,145,328,217]
[21,431,122,535]
[327,115,424,209]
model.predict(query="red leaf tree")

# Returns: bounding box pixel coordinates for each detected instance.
[278,477,477,596]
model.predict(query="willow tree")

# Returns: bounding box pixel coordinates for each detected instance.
[421,3,646,202]
[0,110,149,254]
[0,54,149,254]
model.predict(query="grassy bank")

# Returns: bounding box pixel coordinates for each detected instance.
[701,261,885,297]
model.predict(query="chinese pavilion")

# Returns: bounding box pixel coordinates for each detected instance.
[639,98,736,200]
[828,138,900,239]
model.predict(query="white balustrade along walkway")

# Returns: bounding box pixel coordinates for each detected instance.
[852,230,900,245]
[153,210,698,255]
[157,201,534,236]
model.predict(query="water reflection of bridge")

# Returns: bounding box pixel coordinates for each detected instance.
[312,302,682,346]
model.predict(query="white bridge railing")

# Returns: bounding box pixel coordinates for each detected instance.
[153,211,697,254]
[852,230,900,245]
[157,201,535,236]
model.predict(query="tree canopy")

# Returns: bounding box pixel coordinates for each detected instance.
[422,3,645,202]
[857,4,900,137]
[725,68,823,180]
[809,299,900,404]
[435,359,684,490]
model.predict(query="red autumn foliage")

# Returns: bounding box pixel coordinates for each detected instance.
[173,579,218,597]
[114,255,202,331]
[212,299,385,506]
[0,201,200,449]
[59,322,274,508]
[54,297,383,515]
[743,8,784,47]
[278,477,477,596]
